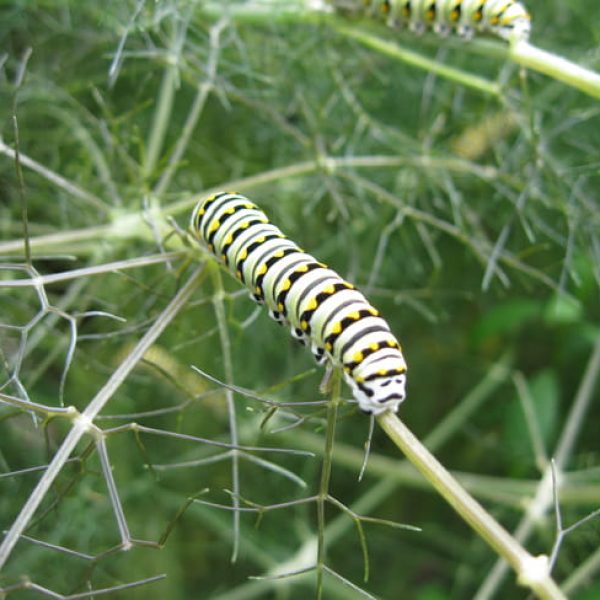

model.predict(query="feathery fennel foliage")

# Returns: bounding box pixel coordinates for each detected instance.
[1,1,599,598]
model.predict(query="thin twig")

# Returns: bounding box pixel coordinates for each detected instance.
[0,267,205,570]
[209,263,241,562]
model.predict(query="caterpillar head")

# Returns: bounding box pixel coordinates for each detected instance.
[507,18,531,43]
[495,5,531,43]
[344,370,407,416]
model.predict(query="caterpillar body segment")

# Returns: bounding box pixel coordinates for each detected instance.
[190,192,408,415]
[329,0,531,43]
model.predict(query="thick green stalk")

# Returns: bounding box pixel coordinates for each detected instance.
[377,412,566,600]
[511,40,600,100]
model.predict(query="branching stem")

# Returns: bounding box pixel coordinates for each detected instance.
[0,267,205,570]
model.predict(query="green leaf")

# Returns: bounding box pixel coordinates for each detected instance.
[415,584,449,600]
[471,299,542,347]
[503,370,560,474]
[543,294,583,326]
[574,582,600,600]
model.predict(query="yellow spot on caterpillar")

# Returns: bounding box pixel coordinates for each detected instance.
[281,279,291,292]
[344,366,352,374]
[208,220,220,234]
[301,321,309,331]
[369,308,379,317]
[324,284,335,294]
[377,369,388,376]
[355,375,365,383]
[353,351,364,363]
[238,249,248,261]
[224,234,233,245]
[348,311,360,320]
[297,264,309,273]
[369,342,379,351]
[325,342,333,352]
[307,298,318,311]
[331,322,342,334]
[274,251,284,258]
[278,302,284,311]
[258,264,268,275]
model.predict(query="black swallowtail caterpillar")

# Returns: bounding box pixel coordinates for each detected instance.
[190,192,408,415]
[328,0,531,43]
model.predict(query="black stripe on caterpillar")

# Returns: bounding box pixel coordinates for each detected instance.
[190,192,408,415]
[328,0,531,43]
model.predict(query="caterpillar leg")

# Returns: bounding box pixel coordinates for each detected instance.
[268,307,284,323]
[311,343,327,365]
[190,191,408,416]
[319,363,334,395]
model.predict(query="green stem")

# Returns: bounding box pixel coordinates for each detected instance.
[511,40,600,101]
[209,262,242,562]
[377,412,566,600]
[476,334,600,598]
[153,19,224,197]
[0,137,108,213]
[316,369,341,599]
[0,154,510,257]
[198,1,600,100]
[331,23,501,96]
[143,17,186,180]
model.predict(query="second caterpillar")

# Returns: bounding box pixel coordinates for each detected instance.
[328,0,531,43]
[190,192,408,415]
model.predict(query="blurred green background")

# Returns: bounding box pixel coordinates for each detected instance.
[1,1,599,598]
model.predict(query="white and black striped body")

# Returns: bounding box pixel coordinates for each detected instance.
[330,0,531,42]
[190,192,407,415]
